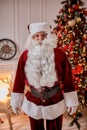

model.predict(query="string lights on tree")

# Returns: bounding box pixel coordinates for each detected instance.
[53,0,87,108]
[53,1,87,129]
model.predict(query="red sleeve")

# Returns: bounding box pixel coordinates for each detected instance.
[54,48,75,92]
[13,50,28,93]
[62,52,75,92]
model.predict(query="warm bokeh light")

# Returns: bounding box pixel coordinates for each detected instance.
[0,80,10,101]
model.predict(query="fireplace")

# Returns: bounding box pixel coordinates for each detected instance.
[0,60,17,91]
[0,60,17,130]
[0,73,12,101]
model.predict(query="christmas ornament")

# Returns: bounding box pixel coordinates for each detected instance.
[73,4,79,10]
[68,19,76,27]
[68,32,74,40]
[76,17,81,23]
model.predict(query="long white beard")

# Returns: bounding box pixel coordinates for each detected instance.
[24,35,58,89]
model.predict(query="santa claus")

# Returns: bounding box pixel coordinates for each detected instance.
[11,22,79,130]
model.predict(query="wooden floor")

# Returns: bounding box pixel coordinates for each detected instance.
[62,107,87,130]
[0,107,87,130]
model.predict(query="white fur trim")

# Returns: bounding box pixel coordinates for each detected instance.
[63,91,79,107]
[11,92,24,108]
[22,96,67,120]
[29,22,51,36]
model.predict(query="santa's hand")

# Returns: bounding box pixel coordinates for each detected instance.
[67,106,77,115]
[12,107,21,115]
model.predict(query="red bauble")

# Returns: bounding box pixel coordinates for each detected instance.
[73,4,79,10]
[64,30,68,34]
[83,10,87,15]
[57,32,62,39]
[72,65,83,75]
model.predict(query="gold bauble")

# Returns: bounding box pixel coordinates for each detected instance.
[83,34,87,39]
[83,46,86,52]
[68,8,71,13]
[76,17,81,23]
[68,19,76,27]
[68,32,74,39]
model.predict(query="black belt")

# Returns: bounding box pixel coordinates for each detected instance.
[29,86,61,101]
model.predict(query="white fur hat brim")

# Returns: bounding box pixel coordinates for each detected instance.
[29,22,51,36]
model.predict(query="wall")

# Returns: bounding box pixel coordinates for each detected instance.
[0,0,59,54]
[0,0,87,54]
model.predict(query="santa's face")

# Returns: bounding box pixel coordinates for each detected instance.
[32,31,47,42]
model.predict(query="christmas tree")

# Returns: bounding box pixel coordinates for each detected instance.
[53,0,87,107]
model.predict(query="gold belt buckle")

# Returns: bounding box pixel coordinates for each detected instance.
[24,85,31,94]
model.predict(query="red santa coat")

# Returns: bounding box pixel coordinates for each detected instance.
[11,47,78,120]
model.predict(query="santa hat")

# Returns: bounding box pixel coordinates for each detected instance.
[28,22,51,36]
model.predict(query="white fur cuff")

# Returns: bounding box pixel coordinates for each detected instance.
[63,91,79,107]
[11,92,24,108]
